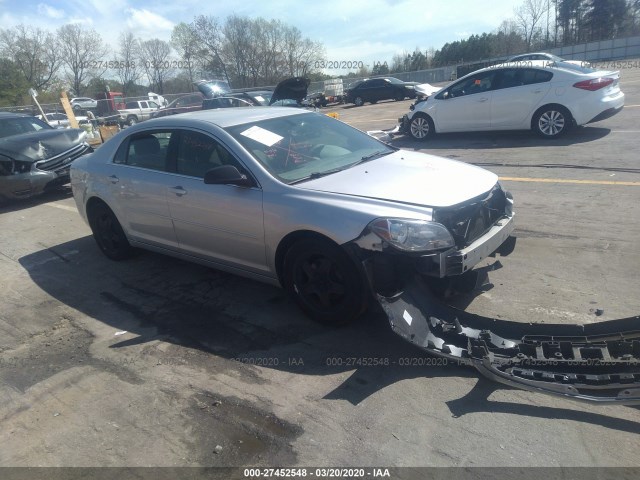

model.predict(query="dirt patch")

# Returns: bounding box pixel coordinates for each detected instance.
[185,390,303,466]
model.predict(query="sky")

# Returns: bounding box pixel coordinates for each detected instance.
[1,0,524,73]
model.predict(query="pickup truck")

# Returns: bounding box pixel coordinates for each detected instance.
[117,100,160,126]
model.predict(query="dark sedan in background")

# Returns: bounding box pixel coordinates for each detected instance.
[344,77,418,106]
[151,93,204,118]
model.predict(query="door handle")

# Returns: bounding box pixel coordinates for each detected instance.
[477,97,489,102]
[532,89,543,93]
[170,186,187,197]
[108,175,119,184]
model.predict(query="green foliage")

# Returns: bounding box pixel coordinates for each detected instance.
[0,59,30,107]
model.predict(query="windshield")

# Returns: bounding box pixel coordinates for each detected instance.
[225,112,394,184]
[0,117,52,139]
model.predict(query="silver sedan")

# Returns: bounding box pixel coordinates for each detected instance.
[71,107,515,325]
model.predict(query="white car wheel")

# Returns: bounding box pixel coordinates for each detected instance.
[534,106,571,138]
[409,114,433,140]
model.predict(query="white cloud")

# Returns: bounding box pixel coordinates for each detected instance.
[37,3,65,18]
[126,8,174,34]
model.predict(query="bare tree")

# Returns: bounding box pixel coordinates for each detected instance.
[494,19,527,56]
[283,25,324,78]
[221,15,253,87]
[515,0,550,49]
[171,23,199,91]
[115,32,142,96]
[57,24,109,96]
[191,15,230,83]
[0,25,62,91]
[138,38,173,94]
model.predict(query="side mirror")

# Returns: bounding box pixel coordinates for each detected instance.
[442,91,450,99]
[204,165,253,187]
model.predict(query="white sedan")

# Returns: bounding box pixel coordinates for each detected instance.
[401,60,624,139]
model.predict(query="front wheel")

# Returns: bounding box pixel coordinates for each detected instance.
[126,115,138,126]
[353,96,364,107]
[533,106,572,138]
[88,202,135,260]
[283,238,365,325]
[408,114,434,140]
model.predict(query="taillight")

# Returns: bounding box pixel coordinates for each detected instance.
[573,77,614,91]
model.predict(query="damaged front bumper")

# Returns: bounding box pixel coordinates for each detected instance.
[378,276,640,404]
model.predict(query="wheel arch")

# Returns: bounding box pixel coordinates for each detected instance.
[274,230,347,286]
[530,103,575,130]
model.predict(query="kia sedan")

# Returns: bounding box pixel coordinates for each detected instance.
[400,60,624,139]
[71,108,515,325]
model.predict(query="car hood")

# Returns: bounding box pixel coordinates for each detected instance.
[194,80,232,99]
[296,150,499,208]
[0,129,86,162]
[269,77,310,105]
[415,83,442,96]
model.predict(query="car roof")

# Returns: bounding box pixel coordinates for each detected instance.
[137,106,310,129]
[0,111,30,119]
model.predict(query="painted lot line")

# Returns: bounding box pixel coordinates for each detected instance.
[499,176,640,186]
[43,202,78,212]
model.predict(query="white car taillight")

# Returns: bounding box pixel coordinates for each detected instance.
[573,77,615,91]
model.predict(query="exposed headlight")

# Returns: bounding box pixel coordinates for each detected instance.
[369,218,455,252]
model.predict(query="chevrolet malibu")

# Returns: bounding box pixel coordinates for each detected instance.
[71,108,515,324]
[401,60,624,139]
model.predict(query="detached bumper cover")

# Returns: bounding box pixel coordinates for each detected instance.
[379,276,640,404]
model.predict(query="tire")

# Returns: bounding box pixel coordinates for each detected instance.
[408,113,434,141]
[73,105,82,112]
[395,91,405,101]
[126,115,138,126]
[533,105,572,138]
[88,202,135,260]
[354,96,364,107]
[283,238,365,325]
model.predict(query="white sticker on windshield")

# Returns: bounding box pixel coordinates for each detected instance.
[403,310,413,326]
[254,95,265,102]
[240,125,283,147]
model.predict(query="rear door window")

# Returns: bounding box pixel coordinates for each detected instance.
[114,131,173,172]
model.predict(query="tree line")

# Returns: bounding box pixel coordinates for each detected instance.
[0,15,324,106]
[384,0,640,74]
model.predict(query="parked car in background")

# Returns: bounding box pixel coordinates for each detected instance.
[400,60,624,140]
[193,79,232,98]
[117,100,160,126]
[344,77,418,106]
[152,93,204,118]
[202,78,310,110]
[0,112,92,201]
[202,90,273,110]
[70,97,98,112]
[36,112,89,129]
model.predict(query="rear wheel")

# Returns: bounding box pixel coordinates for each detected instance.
[533,106,572,138]
[408,113,434,140]
[283,238,365,325]
[88,202,135,260]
